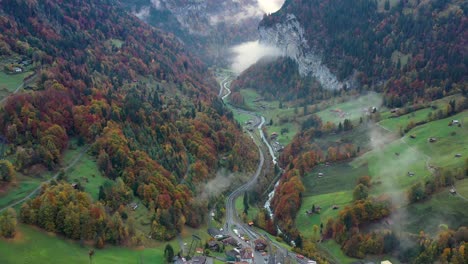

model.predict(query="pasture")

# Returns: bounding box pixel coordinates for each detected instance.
[0,224,166,264]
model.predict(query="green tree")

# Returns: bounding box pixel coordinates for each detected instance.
[0,208,17,238]
[0,160,15,182]
[164,244,174,263]
[353,183,369,201]
[243,192,249,215]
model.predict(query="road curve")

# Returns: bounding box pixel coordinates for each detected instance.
[219,74,311,264]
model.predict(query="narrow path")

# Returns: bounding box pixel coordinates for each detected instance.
[0,145,90,213]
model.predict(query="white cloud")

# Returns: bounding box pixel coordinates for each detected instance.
[133,6,150,20]
[230,40,282,73]
[257,0,284,14]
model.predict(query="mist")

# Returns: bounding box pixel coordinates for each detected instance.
[230,40,282,73]
[257,0,284,13]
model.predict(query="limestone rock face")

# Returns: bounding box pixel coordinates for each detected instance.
[259,14,345,90]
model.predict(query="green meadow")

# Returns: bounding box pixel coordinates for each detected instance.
[0,224,166,264]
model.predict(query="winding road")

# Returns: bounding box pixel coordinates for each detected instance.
[219,74,312,264]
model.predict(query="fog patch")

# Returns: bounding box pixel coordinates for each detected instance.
[230,40,282,74]
[150,0,162,9]
[258,0,284,13]
[133,6,150,20]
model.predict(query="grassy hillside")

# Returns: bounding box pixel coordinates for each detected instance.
[0,224,165,264]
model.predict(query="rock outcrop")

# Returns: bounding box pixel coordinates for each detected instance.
[259,14,344,90]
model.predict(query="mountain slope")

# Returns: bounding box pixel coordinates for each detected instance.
[0,0,257,243]
[259,0,467,105]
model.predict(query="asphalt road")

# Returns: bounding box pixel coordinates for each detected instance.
[219,74,315,264]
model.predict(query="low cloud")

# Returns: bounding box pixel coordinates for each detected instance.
[257,0,284,14]
[230,40,282,73]
[133,6,150,20]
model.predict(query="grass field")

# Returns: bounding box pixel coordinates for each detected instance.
[0,71,32,101]
[303,163,369,197]
[315,92,382,125]
[235,194,260,221]
[65,152,109,201]
[319,240,358,264]
[237,88,299,145]
[402,111,468,170]
[379,107,434,133]
[0,143,88,210]
[297,191,353,238]
[0,224,166,264]
[401,179,468,235]
[0,71,31,91]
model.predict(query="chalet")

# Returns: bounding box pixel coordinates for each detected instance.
[450,187,457,195]
[240,248,254,264]
[222,237,238,246]
[270,132,278,140]
[332,205,339,210]
[189,256,207,264]
[225,249,238,261]
[207,241,220,252]
[254,238,267,251]
[428,137,437,143]
[127,202,138,210]
[207,227,221,237]
[407,172,415,177]
[248,221,254,227]
[13,67,22,73]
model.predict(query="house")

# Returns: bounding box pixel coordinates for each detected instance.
[381,261,392,264]
[318,172,324,177]
[450,187,457,195]
[332,205,339,210]
[189,256,207,264]
[195,248,204,254]
[207,241,220,252]
[225,249,238,261]
[408,172,415,177]
[270,132,278,140]
[248,221,254,227]
[13,67,22,73]
[428,137,437,143]
[128,202,138,210]
[207,227,221,237]
[390,108,399,113]
[410,134,416,139]
[254,238,267,251]
[222,237,238,246]
[240,248,254,264]
[455,154,462,158]
[71,183,79,189]
[452,120,460,125]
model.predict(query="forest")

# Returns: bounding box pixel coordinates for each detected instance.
[260,0,467,107]
[0,0,257,246]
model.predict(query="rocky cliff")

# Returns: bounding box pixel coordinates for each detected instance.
[259,14,344,90]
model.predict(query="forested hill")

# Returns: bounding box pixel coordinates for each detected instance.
[0,0,257,242]
[260,0,467,106]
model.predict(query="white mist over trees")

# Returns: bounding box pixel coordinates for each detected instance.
[230,40,281,73]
